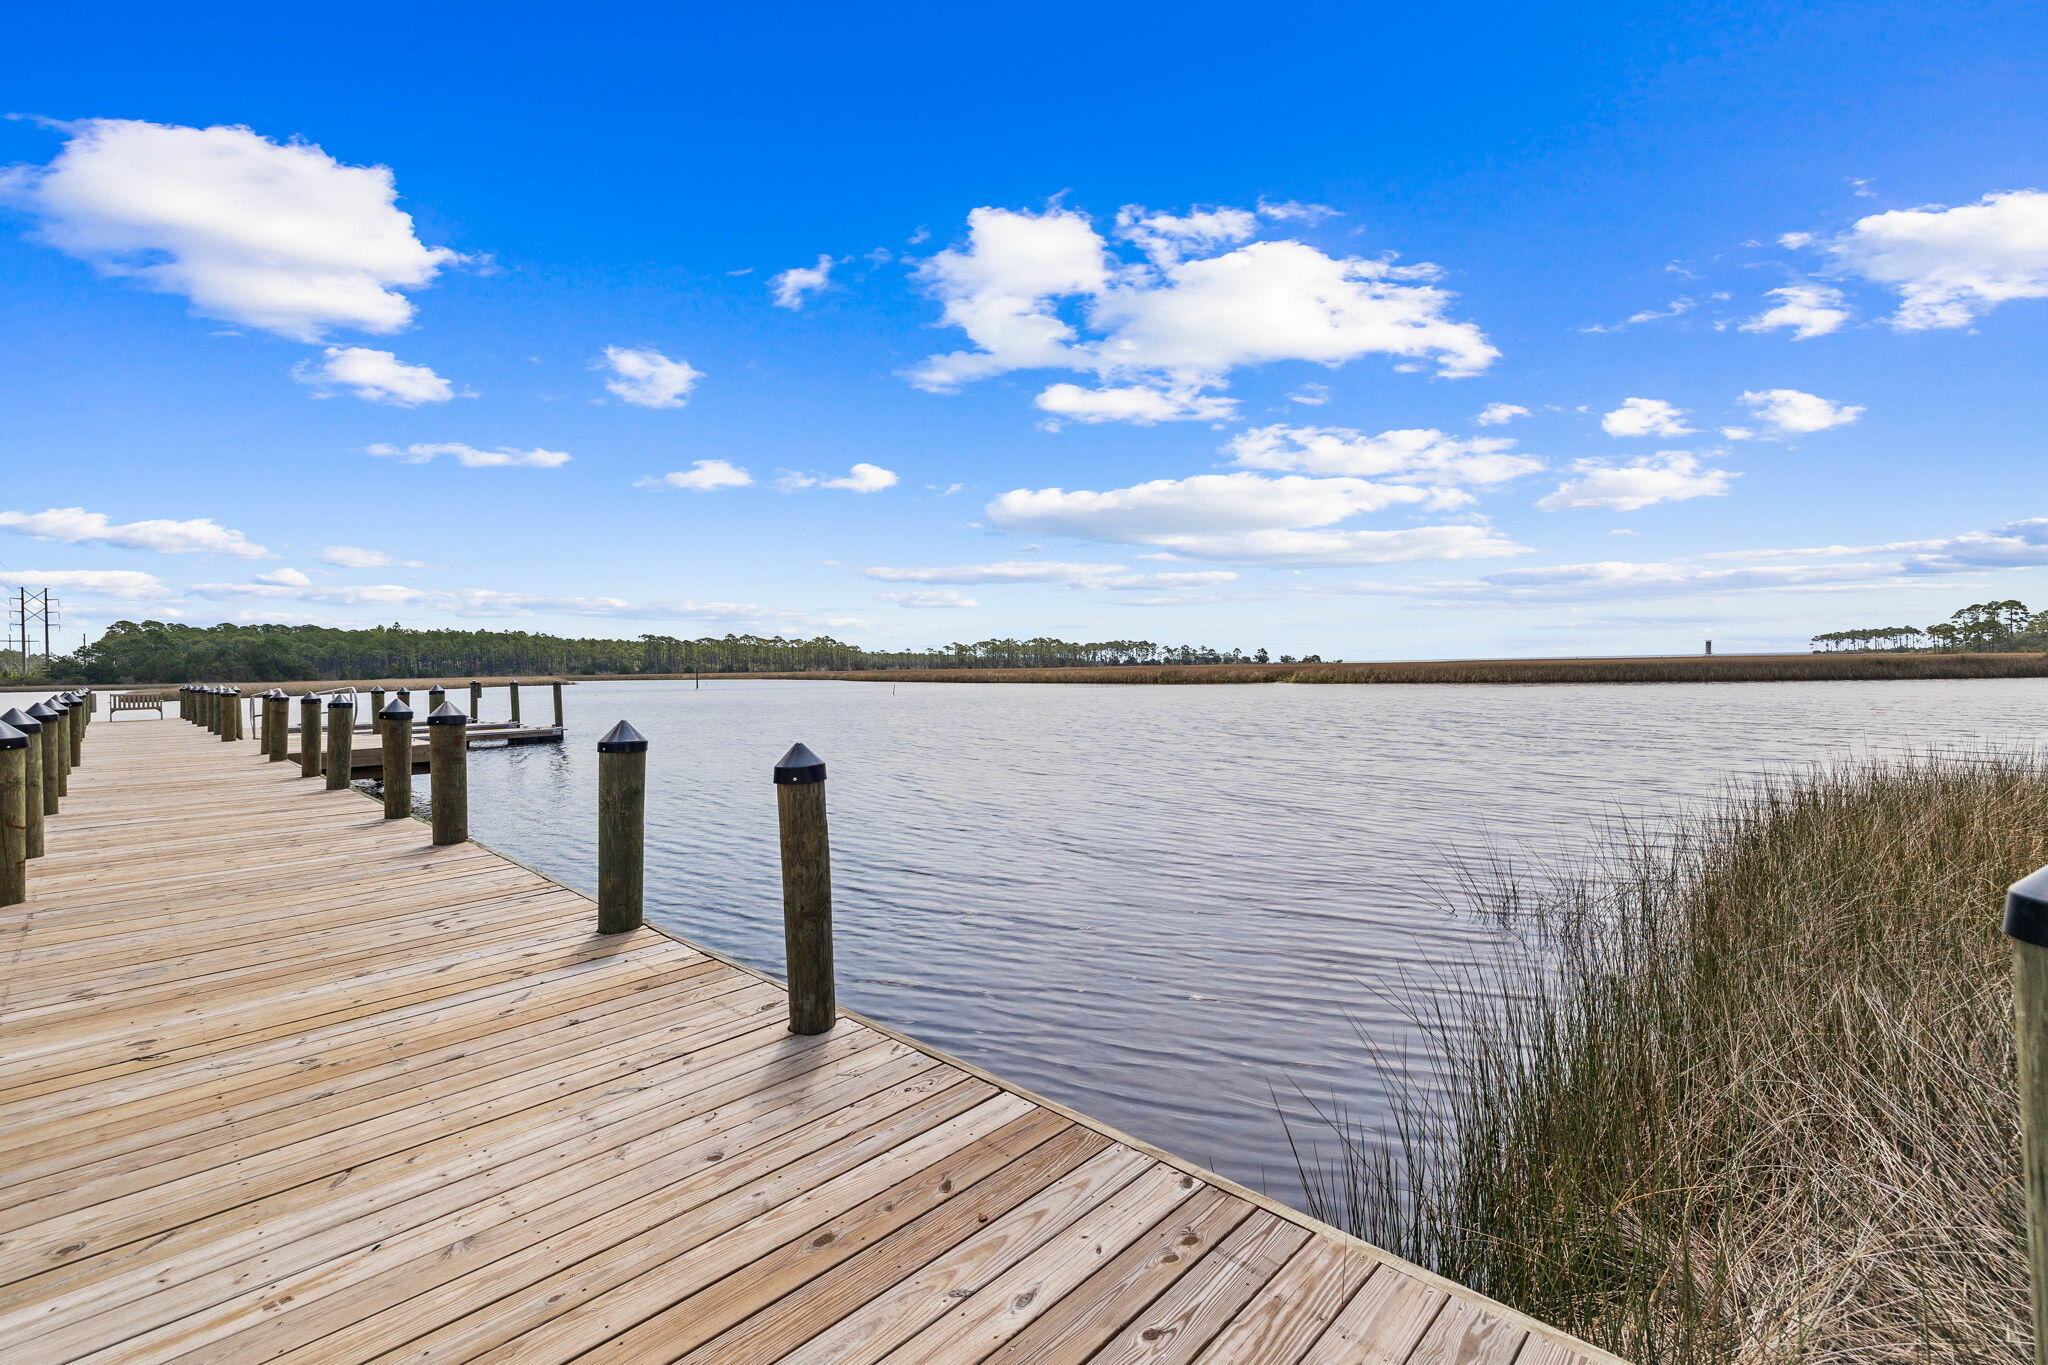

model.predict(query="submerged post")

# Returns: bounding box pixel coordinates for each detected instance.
[323,697,354,790]
[298,693,323,778]
[774,742,834,1034]
[380,699,414,820]
[0,720,26,907]
[427,702,469,845]
[597,721,647,933]
[552,681,564,729]
[2009,866,2048,1365]
[1,710,42,859]
[27,702,60,814]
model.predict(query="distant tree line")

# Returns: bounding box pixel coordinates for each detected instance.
[1812,599,2048,653]
[26,620,1317,684]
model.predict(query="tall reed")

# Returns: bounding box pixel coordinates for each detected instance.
[1299,752,2048,1363]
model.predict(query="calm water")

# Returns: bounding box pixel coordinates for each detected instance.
[448,676,2043,1210]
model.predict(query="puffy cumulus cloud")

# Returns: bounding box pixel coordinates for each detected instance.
[1474,402,1529,426]
[0,568,170,599]
[0,505,270,557]
[317,544,422,568]
[366,442,571,468]
[635,459,754,491]
[771,255,835,309]
[598,346,702,408]
[984,471,1528,564]
[777,462,898,493]
[1537,452,1734,512]
[861,560,1238,590]
[1599,397,1693,438]
[1033,382,1237,426]
[1801,190,2048,329]
[292,346,458,406]
[0,118,461,340]
[1226,424,1542,499]
[253,567,313,587]
[906,203,1495,422]
[1740,284,1851,340]
[1729,388,1864,437]
[876,589,978,608]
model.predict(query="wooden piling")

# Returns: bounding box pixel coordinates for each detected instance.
[2009,866,2048,1365]
[0,722,25,908]
[427,702,469,845]
[219,689,240,744]
[46,698,70,796]
[552,681,564,729]
[298,694,323,778]
[469,680,483,718]
[28,702,60,814]
[427,685,447,724]
[597,721,647,934]
[774,742,834,1034]
[368,686,387,732]
[323,699,354,790]
[1,710,43,859]
[264,691,289,761]
[65,693,87,763]
[508,682,522,724]
[380,700,414,820]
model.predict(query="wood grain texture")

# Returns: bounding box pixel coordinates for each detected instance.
[0,718,1608,1364]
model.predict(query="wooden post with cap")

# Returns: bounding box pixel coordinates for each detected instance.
[28,702,60,815]
[774,742,834,1034]
[265,691,289,761]
[298,693,322,778]
[597,721,646,934]
[218,689,240,744]
[1,709,43,859]
[380,699,414,820]
[2009,866,2048,1365]
[0,719,26,908]
[427,701,469,845]
[323,697,354,790]
[46,697,70,796]
[508,682,522,725]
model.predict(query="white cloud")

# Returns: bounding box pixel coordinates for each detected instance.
[1733,388,1864,436]
[1474,402,1529,426]
[1033,382,1237,426]
[1740,284,1851,339]
[778,462,898,493]
[1804,189,2048,329]
[862,560,1238,590]
[771,255,835,309]
[366,442,571,468]
[253,567,313,587]
[636,459,754,491]
[1580,296,1694,333]
[292,346,457,405]
[1600,397,1693,438]
[1537,452,1734,512]
[1130,525,1528,565]
[1897,517,2048,572]
[598,346,702,408]
[1287,383,1331,406]
[0,569,170,599]
[188,576,871,630]
[907,204,1495,412]
[0,505,270,557]
[317,544,421,568]
[1227,424,1542,496]
[0,118,460,340]
[877,589,979,608]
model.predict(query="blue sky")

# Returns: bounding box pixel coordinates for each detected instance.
[2,0,2044,658]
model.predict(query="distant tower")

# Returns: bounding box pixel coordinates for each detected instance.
[1705,639,1714,655]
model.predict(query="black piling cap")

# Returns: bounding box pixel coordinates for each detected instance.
[327,695,354,710]
[597,720,648,753]
[380,699,414,720]
[773,742,827,785]
[0,720,24,751]
[60,692,81,703]
[0,707,38,733]
[300,690,321,704]
[27,701,58,722]
[428,684,447,698]
[45,695,68,710]
[2005,867,2048,948]
[427,701,470,726]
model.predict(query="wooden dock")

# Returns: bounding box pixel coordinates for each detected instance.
[0,717,1616,1363]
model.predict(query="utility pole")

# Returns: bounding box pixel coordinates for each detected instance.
[10,589,59,676]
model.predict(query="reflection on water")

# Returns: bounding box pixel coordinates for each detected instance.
[458,676,2044,1209]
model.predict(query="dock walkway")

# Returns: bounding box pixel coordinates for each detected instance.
[0,717,1614,1363]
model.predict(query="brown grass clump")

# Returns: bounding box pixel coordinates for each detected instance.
[1299,752,2047,1363]
[745,652,2048,686]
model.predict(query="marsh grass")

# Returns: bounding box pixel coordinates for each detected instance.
[749,652,2048,686]
[1298,751,2048,1363]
